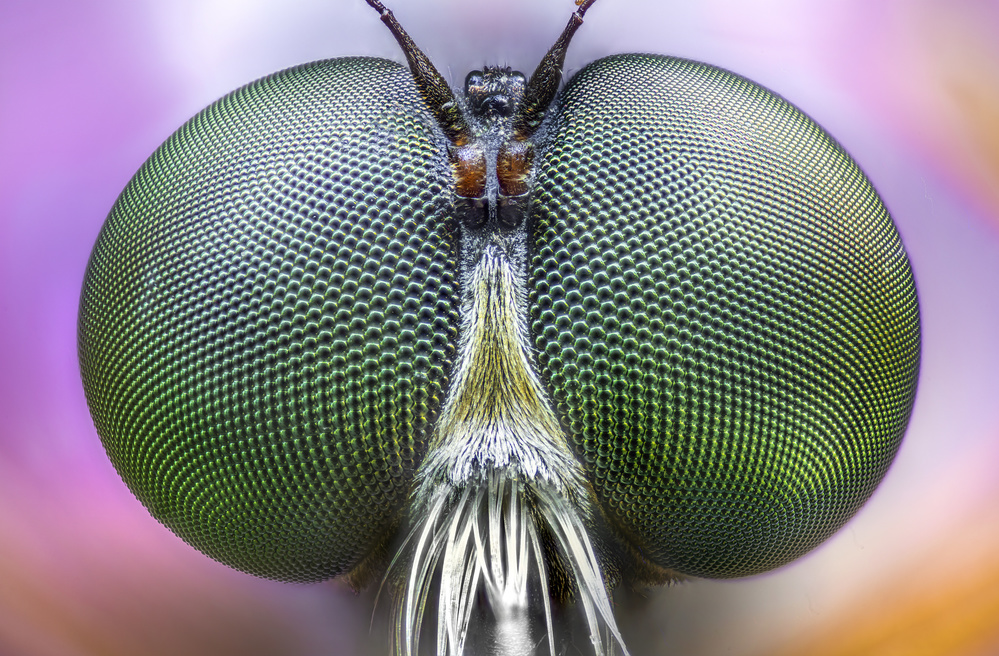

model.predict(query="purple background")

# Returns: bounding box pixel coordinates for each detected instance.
[2,0,998,654]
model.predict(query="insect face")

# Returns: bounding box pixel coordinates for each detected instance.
[79,1,920,654]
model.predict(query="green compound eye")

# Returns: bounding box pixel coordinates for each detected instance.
[79,1,920,654]
[80,60,460,581]
[530,56,919,579]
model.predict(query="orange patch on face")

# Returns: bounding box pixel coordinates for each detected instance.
[497,139,534,197]
[449,144,487,199]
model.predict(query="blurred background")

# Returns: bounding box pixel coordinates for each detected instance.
[2,0,998,654]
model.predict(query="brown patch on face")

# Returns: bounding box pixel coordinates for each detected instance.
[497,139,534,197]
[449,144,487,199]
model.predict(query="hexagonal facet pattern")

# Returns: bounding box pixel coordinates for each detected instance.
[530,55,919,578]
[79,59,458,581]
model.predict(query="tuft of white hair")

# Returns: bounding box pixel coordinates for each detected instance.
[392,467,628,656]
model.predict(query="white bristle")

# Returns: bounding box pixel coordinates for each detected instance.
[390,467,629,656]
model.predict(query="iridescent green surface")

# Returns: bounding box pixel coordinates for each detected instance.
[79,59,459,581]
[531,55,920,577]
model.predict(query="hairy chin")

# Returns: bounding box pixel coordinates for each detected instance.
[386,467,628,656]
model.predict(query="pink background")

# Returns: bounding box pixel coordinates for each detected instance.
[2,0,998,654]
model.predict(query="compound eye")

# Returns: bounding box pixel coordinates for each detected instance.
[79,59,459,583]
[531,55,920,579]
